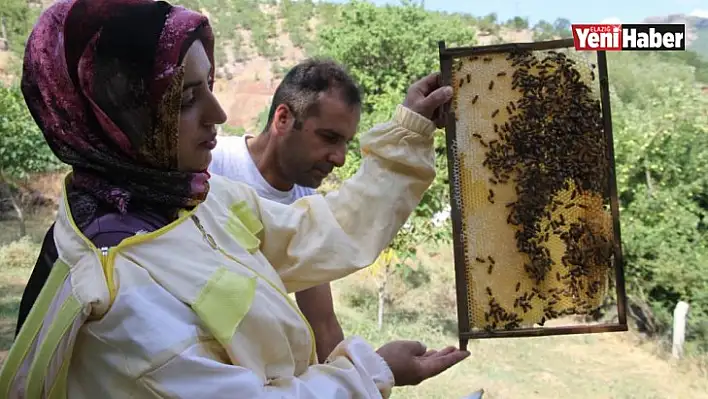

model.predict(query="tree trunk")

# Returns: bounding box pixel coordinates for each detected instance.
[10,192,26,238]
[1,17,7,41]
[645,167,654,197]
[0,177,26,238]
[0,17,7,52]
[377,262,390,330]
[672,301,690,359]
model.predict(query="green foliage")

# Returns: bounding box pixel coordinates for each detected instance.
[280,0,315,48]
[477,12,499,35]
[316,1,474,111]
[552,18,572,38]
[531,18,573,41]
[214,44,228,67]
[532,19,556,41]
[251,12,281,59]
[221,124,246,136]
[255,105,270,132]
[315,2,342,24]
[607,52,696,108]
[608,53,708,351]
[0,0,40,55]
[506,16,529,31]
[689,27,708,60]
[0,85,60,180]
[653,49,708,84]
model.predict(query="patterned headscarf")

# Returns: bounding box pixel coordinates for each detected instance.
[22,0,215,228]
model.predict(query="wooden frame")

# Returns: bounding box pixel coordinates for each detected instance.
[438,38,629,350]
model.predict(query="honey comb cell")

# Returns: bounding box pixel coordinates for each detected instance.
[440,40,628,346]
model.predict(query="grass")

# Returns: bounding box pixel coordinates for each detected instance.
[0,234,41,364]
[1,212,707,398]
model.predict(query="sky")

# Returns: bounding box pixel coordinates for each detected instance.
[327,0,708,26]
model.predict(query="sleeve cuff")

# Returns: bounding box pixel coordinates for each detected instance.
[393,104,437,137]
[328,336,395,397]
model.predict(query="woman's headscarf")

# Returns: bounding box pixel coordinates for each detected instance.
[22,0,215,228]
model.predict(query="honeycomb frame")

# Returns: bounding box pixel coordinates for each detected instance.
[438,38,628,350]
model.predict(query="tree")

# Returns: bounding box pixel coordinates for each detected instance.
[0,0,39,54]
[507,16,529,31]
[0,85,62,237]
[478,12,499,35]
[532,19,555,41]
[608,51,708,352]
[366,215,447,329]
[553,17,572,38]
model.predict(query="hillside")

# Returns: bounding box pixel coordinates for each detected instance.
[643,13,708,58]
[4,2,708,130]
[0,0,545,131]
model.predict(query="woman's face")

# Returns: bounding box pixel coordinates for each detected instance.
[177,40,227,172]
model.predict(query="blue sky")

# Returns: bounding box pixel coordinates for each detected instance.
[328,0,708,26]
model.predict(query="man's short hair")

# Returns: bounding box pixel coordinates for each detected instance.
[264,58,361,131]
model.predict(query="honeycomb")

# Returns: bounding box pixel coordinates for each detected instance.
[448,47,615,332]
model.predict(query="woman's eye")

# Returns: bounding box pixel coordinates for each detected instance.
[181,92,197,108]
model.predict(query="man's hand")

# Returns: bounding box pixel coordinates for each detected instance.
[402,72,453,129]
[376,340,470,386]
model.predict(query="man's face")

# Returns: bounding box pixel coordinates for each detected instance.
[276,90,360,188]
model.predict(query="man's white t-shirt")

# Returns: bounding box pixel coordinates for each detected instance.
[208,135,316,204]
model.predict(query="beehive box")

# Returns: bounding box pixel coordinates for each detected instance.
[438,39,628,350]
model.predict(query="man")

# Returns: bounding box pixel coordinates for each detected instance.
[208,58,360,361]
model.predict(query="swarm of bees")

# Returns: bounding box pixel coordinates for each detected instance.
[449,48,615,332]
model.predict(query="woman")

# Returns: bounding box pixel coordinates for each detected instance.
[0,0,469,397]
